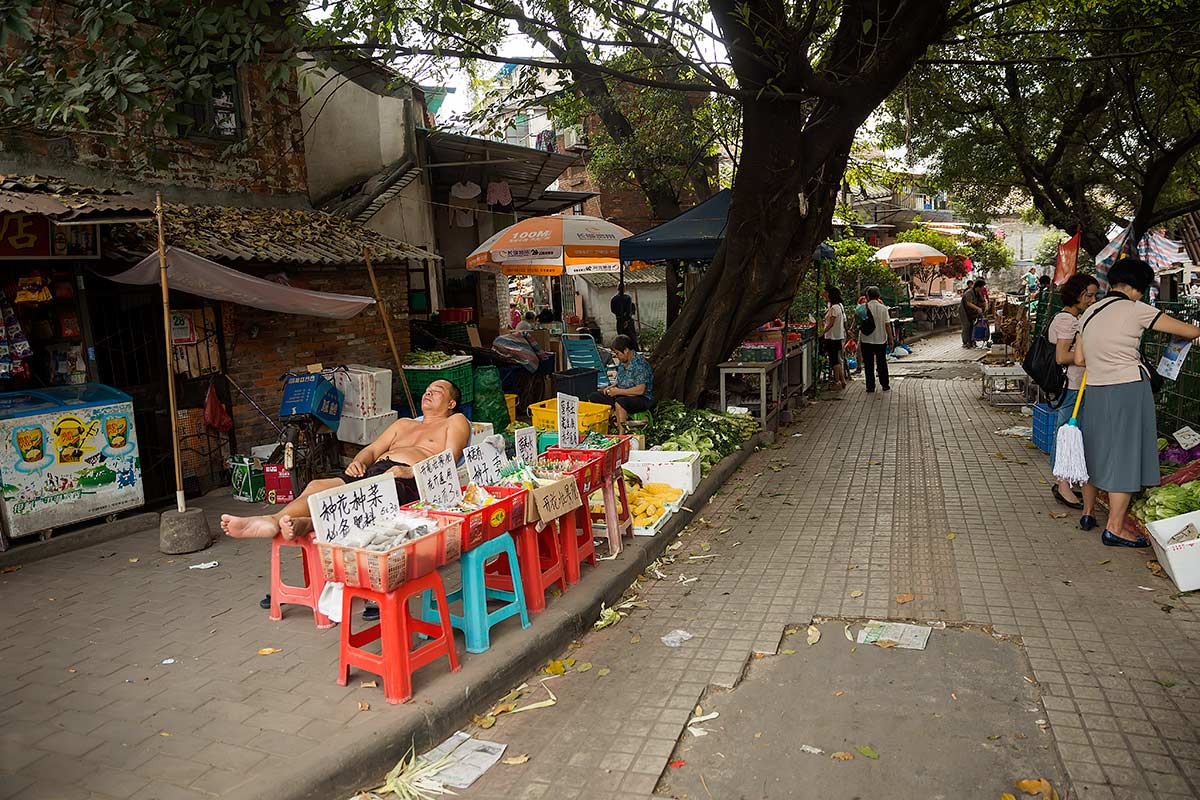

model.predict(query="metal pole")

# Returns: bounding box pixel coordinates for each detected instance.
[155,193,186,513]
[364,248,417,414]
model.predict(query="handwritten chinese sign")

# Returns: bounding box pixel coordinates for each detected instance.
[307,474,400,543]
[514,426,537,463]
[557,392,580,448]
[415,448,463,509]
[532,476,582,522]
[463,443,504,486]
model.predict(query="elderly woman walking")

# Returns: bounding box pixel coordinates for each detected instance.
[1075,258,1200,546]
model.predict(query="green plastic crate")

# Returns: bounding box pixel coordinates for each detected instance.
[402,356,474,406]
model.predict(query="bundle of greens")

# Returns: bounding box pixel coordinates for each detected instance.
[1131,480,1200,523]
[644,401,758,474]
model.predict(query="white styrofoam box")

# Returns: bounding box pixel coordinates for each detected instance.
[625,450,701,494]
[1146,510,1200,592]
[334,364,393,419]
[336,410,398,446]
[470,421,495,446]
[250,443,277,460]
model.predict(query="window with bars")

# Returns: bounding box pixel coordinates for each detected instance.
[178,68,243,140]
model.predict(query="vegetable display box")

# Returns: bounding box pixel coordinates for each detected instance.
[547,435,634,478]
[1146,510,1200,592]
[402,355,474,405]
[536,451,606,498]
[316,518,463,592]
[624,450,701,494]
[403,486,527,552]
[529,398,611,435]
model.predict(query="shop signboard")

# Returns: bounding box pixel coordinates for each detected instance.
[0,213,100,260]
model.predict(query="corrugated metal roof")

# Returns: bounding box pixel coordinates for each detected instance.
[0,175,154,222]
[424,131,580,214]
[577,265,666,288]
[108,204,441,266]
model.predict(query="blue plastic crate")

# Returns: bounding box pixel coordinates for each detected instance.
[1031,402,1058,454]
[1032,427,1053,454]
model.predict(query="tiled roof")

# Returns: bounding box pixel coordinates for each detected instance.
[576,265,666,288]
[0,175,154,222]
[109,203,441,266]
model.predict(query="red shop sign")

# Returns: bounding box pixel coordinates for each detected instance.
[0,213,100,259]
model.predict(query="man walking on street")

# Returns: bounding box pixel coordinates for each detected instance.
[860,286,893,393]
[961,278,986,348]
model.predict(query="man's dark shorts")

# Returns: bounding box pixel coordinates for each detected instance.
[337,459,420,503]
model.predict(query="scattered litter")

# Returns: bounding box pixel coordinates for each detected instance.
[996,426,1033,438]
[1097,559,1111,565]
[128,558,139,563]
[857,621,932,650]
[1138,586,1155,591]
[928,621,947,629]
[780,648,796,655]
[687,726,709,737]
[806,625,821,646]
[856,745,880,760]
[1034,719,1046,725]
[417,731,505,790]
[791,433,803,437]
[667,541,683,551]
[1,565,20,573]
[360,680,378,688]
[688,554,718,561]
[358,701,371,711]
[844,625,854,641]
[1049,512,1069,519]
[669,759,686,769]
[188,561,219,570]
[690,711,720,724]
[831,751,854,761]
[593,603,626,630]
[257,647,283,655]
[895,593,914,604]
[849,590,864,598]
[508,682,557,714]
[677,574,699,585]
[1014,778,1060,800]
[835,690,844,697]
[661,629,694,647]
[798,745,824,755]
[946,532,956,540]
[1147,561,1168,579]
[502,754,529,765]
[597,667,611,677]
[577,662,592,673]
[160,658,175,665]
[630,634,641,644]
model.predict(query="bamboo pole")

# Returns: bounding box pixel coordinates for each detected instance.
[155,193,186,513]
[364,248,417,414]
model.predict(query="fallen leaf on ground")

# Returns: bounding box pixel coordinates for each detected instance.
[987,734,1001,740]
[128,558,139,563]
[1002,794,1017,800]
[1,565,20,573]
[718,527,731,535]
[1015,778,1059,800]
[67,668,76,673]
[597,667,611,677]
[835,690,845,697]
[577,662,592,673]
[781,648,796,655]
[257,647,282,655]
[473,714,496,729]
[895,593,914,604]
[993,453,1008,460]
[875,640,897,649]
[668,759,686,769]
[806,625,821,645]
[1049,512,1069,519]
[946,532,957,540]
[630,634,641,644]
[784,627,799,635]
[544,660,566,675]
[831,752,855,761]
[509,683,557,714]
[1147,561,1168,579]
[360,680,378,688]
[856,745,879,760]
[701,543,711,552]
[844,625,854,641]
[1097,559,1111,565]
[357,701,370,711]
[754,732,763,739]
[502,754,530,765]
[951,692,958,700]
[563,657,576,668]
[158,731,170,737]
[850,590,864,598]
[847,564,858,571]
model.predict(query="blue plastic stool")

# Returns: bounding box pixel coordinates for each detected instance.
[420,532,530,653]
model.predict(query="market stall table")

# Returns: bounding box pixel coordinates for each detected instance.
[717,343,810,426]
[910,297,961,331]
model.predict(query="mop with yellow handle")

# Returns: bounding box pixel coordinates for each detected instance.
[1053,373,1089,484]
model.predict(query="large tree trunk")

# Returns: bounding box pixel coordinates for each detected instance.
[652,101,849,405]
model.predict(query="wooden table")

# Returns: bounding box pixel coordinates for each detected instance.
[911,297,962,330]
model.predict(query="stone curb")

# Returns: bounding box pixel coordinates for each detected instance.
[0,511,161,568]
[226,432,768,800]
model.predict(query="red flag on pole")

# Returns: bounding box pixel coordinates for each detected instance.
[1053,232,1080,285]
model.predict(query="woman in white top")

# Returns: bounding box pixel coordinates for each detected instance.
[1075,258,1200,547]
[1047,274,1098,509]
[821,285,847,390]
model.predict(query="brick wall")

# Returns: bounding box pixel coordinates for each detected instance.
[221,265,409,450]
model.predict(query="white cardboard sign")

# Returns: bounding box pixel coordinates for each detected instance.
[515,426,538,463]
[1174,425,1200,450]
[414,448,463,509]
[462,443,504,486]
[557,392,580,448]
[307,473,400,543]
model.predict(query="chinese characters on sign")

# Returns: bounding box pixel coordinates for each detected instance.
[515,426,537,463]
[532,477,582,522]
[557,392,580,448]
[463,443,504,486]
[307,474,400,543]
[415,448,463,509]
[0,213,100,259]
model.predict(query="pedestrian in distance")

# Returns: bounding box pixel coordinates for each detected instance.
[1074,258,1200,546]
[859,286,893,393]
[821,284,847,390]
[1047,273,1099,509]
[960,278,986,348]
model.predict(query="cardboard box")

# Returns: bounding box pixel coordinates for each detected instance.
[1146,510,1200,592]
[263,464,295,504]
[334,364,393,419]
[230,456,265,503]
[525,476,582,524]
[337,410,398,446]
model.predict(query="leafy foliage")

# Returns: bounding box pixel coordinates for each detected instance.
[792,233,900,321]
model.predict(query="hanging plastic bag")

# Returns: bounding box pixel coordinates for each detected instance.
[204,378,234,432]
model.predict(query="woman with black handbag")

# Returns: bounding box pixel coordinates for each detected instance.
[1047,274,1098,508]
[1075,258,1200,546]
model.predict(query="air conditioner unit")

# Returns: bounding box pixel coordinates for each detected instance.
[561,126,588,152]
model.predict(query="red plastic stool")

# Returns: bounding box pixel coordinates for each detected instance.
[337,573,460,704]
[558,507,598,585]
[269,533,333,629]
[486,521,566,613]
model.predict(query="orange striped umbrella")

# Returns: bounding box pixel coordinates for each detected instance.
[467,214,647,275]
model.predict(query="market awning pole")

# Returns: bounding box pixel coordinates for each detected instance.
[155,193,186,513]
[364,248,417,414]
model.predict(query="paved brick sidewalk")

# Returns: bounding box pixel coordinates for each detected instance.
[443,339,1200,800]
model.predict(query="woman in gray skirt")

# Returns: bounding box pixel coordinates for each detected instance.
[1075,258,1200,547]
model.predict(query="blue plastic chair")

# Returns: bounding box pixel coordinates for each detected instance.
[560,334,610,388]
[419,532,530,653]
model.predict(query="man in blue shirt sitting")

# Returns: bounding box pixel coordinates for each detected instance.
[589,334,653,433]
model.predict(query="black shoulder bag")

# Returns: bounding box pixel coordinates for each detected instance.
[1022,319,1068,408]
[1079,295,1165,393]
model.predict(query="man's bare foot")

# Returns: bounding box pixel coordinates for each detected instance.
[277,515,314,541]
[220,514,280,539]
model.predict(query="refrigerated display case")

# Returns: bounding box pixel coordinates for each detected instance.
[0,384,144,547]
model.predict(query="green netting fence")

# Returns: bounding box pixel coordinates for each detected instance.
[1141,298,1200,440]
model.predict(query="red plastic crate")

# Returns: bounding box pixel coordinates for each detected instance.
[403,485,528,551]
[439,307,474,322]
[535,451,605,496]
[547,435,634,478]
[316,518,463,592]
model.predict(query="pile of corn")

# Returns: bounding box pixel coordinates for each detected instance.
[592,482,684,529]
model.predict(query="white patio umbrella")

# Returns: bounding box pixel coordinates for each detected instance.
[873,242,948,266]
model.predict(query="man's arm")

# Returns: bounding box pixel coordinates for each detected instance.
[346,420,405,476]
[444,415,471,462]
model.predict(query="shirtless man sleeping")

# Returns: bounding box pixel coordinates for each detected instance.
[220,379,471,541]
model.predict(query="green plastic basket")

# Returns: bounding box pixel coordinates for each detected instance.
[402,356,474,406]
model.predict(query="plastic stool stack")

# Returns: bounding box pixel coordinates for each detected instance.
[421,532,530,653]
[269,533,333,629]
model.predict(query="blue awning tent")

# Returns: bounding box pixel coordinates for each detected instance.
[619,188,835,263]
